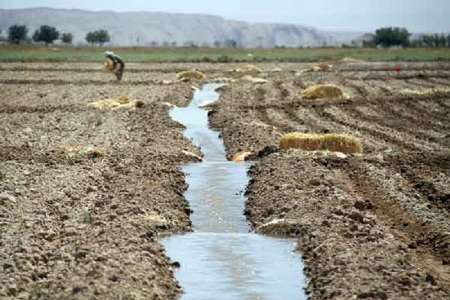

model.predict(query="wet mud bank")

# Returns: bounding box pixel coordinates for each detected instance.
[0,64,198,299]
[246,152,449,299]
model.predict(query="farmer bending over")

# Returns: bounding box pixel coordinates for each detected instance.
[104,51,125,81]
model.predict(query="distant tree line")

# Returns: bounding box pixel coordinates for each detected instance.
[145,39,239,48]
[5,24,72,45]
[411,33,450,48]
[347,27,450,49]
[33,25,60,45]
[3,24,112,46]
[374,27,411,47]
[2,24,450,49]
[1,24,242,48]
[6,25,29,44]
[85,30,110,46]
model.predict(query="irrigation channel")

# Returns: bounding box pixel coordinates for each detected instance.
[161,84,307,300]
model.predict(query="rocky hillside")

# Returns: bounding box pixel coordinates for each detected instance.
[0,7,361,47]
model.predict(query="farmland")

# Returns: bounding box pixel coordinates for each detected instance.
[1,45,450,62]
[0,56,449,299]
[209,61,450,299]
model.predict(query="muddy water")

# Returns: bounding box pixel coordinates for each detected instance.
[162,84,307,300]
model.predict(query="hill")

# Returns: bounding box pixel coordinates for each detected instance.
[0,7,362,47]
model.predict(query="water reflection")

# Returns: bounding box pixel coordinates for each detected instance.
[163,233,304,300]
[162,84,307,300]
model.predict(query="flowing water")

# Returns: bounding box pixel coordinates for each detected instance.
[161,84,307,300]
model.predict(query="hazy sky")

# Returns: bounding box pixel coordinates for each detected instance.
[1,0,449,32]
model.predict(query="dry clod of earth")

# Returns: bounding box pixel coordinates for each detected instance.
[279,133,363,154]
[241,75,268,84]
[176,70,206,82]
[211,77,236,83]
[301,84,349,99]
[87,95,143,110]
[63,145,105,160]
[182,150,203,162]
[135,100,145,108]
[231,151,253,162]
[255,218,304,237]
[311,63,333,72]
[400,87,450,96]
[337,57,366,64]
[229,64,263,76]
[161,79,176,85]
[161,102,178,108]
[298,63,333,74]
[0,192,16,204]
[136,213,170,229]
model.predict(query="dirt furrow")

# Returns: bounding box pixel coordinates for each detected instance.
[207,61,450,299]
[0,66,198,300]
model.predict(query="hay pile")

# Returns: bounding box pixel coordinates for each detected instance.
[279,133,363,154]
[87,96,143,110]
[301,84,349,100]
[104,58,115,71]
[176,70,205,82]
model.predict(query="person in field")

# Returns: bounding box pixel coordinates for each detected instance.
[104,51,125,81]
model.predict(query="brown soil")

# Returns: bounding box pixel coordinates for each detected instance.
[0,64,199,299]
[2,61,450,300]
[209,62,450,299]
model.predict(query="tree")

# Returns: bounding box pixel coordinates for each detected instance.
[33,25,60,45]
[95,30,110,46]
[359,33,376,48]
[421,34,435,48]
[85,29,110,46]
[410,39,424,48]
[419,34,448,48]
[61,33,73,44]
[183,40,197,47]
[201,42,211,48]
[224,39,238,48]
[438,34,447,47]
[374,27,411,48]
[8,25,28,44]
[85,31,96,46]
